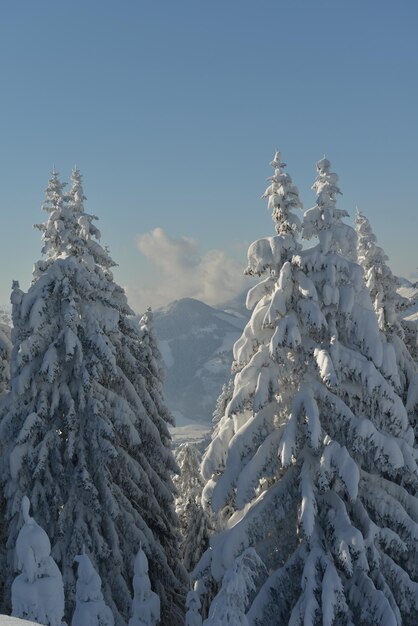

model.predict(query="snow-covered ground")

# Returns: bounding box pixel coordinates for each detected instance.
[0,617,41,626]
[169,407,211,447]
[170,423,210,447]
[170,413,210,447]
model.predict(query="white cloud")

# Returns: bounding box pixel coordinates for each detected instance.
[126,227,249,312]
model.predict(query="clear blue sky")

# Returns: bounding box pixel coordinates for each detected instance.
[0,0,417,310]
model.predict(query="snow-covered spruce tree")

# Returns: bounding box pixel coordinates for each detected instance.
[212,380,234,430]
[137,307,175,452]
[197,154,418,625]
[72,550,114,626]
[0,169,185,624]
[0,310,11,604]
[203,548,264,626]
[194,381,235,619]
[355,209,407,336]
[196,150,305,617]
[186,584,203,626]
[136,305,189,580]
[0,309,11,398]
[198,380,234,489]
[200,150,303,500]
[128,546,160,626]
[174,443,212,572]
[12,496,65,626]
[355,210,418,425]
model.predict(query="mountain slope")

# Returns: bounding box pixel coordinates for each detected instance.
[154,297,247,424]
[399,280,418,323]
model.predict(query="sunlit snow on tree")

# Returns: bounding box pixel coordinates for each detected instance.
[355,209,418,431]
[185,584,203,626]
[203,548,264,626]
[128,546,160,626]
[11,496,64,626]
[72,549,114,626]
[195,153,418,626]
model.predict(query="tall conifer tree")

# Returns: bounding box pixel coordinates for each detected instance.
[0,310,11,399]
[197,154,418,625]
[355,210,418,427]
[355,209,406,337]
[0,169,185,625]
[174,443,211,572]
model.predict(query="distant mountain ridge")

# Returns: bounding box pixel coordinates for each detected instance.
[154,297,248,425]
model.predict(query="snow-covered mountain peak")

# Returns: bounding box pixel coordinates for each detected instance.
[154,296,248,425]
